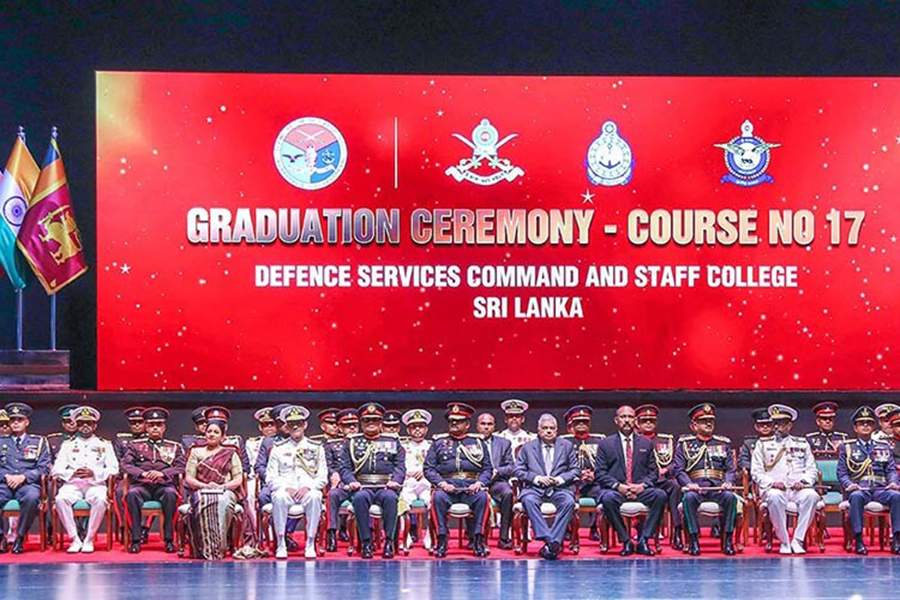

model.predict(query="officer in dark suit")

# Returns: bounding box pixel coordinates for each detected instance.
[515,413,580,560]
[0,403,51,554]
[424,402,492,558]
[594,405,667,556]
[737,409,773,471]
[806,401,849,459]
[635,403,683,550]
[673,402,738,556]
[46,404,79,461]
[121,407,186,553]
[837,405,900,555]
[340,403,406,558]
[325,408,359,551]
[474,411,515,549]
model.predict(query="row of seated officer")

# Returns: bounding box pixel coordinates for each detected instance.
[1,399,899,559]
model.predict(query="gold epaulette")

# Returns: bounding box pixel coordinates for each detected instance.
[678,434,696,442]
[656,433,673,439]
[47,432,62,439]
[247,436,262,443]
[116,432,134,439]
[756,435,773,442]
[306,437,322,446]
[382,432,400,438]
[433,433,449,439]
[713,434,731,443]
[347,432,363,438]
[274,438,291,446]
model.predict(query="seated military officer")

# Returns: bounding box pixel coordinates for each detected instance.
[382,410,402,435]
[121,407,186,553]
[635,403,683,549]
[340,402,406,559]
[181,406,209,451]
[0,402,51,554]
[52,406,118,553]
[47,404,79,461]
[738,409,773,472]
[873,403,900,443]
[750,404,818,555]
[673,403,738,556]
[889,410,900,463]
[805,401,848,459]
[837,406,900,555]
[0,410,9,437]
[326,408,359,551]
[424,402,492,558]
[561,405,604,545]
[313,408,346,551]
[497,399,536,454]
[401,409,434,548]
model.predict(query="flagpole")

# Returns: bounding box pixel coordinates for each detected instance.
[14,125,26,352]
[49,126,59,352]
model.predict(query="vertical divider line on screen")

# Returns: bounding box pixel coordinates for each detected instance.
[394,116,399,189]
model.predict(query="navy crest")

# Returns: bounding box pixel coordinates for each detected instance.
[586,120,634,186]
[715,120,780,186]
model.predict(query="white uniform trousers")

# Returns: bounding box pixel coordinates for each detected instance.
[400,478,432,507]
[56,480,108,541]
[762,487,819,545]
[272,488,322,543]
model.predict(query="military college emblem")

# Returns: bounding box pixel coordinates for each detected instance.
[586,120,634,186]
[273,117,347,190]
[445,118,524,185]
[715,120,780,186]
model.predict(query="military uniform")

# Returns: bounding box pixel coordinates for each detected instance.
[120,408,186,550]
[0,403,51,552]
[806,431,849,460]
[497,398,536,454]
[326,409,359,544]
[673,404,738,554]
[340,403,406,556]
[424,403,492,557]
[750,404,819,554]
[837,407,900,553]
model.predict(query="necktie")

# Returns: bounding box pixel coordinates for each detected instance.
[625,436,633,484]
[15,436,22,450]
[543,444,554,475]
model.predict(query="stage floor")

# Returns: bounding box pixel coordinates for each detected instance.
[2,558,899,600]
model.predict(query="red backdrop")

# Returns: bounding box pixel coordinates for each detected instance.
[96,73,899,391]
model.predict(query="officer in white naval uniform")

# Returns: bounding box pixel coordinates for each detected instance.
[266,405,327,559]
[400,409,433,549]
[496,399,536,454]
[750,404,819,555]
[51,406,119,553]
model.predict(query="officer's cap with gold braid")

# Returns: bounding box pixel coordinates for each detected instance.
[635,404,659,420]
[271,404,291,423]
[5,402,33,418]
[852,406,877,424]
[445,402,476,421]
[383,410,402,426]
[0,409,9,423]
[811,401,838,418]
[142,407,170,422]
[253,407,276,423]
[204,406,231,422]
[500,399,529,415]
[124,406,146,421]
[191,406,209,425]
[280,405,310,423]
[875,403,900,419]
[688,403,716,421]
[402,409,432,426]
[564,405,593,423]
[72,406,101,422]
[768,404,797,421]
[317,408,340,423]
[357,402,386,420]
[58,404,80,420]
[337,408,360,425]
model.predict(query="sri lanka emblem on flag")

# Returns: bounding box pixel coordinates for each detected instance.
[17,129,88,294]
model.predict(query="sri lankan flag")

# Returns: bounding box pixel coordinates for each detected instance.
[17,131,88,294]
[0,131,39,289]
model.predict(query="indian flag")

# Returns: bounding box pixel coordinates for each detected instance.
[0,129,39,289]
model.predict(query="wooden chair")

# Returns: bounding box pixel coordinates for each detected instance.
[259,498,326,556]
[430,489,492,555]
[754,481,825,553]
[1,475,48,551]
[398,499,431,555]
[175,478,245,557]
[51,476,116,551]
[122,476,181,548]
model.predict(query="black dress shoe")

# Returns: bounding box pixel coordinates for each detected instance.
[710,523,721,539]
[434,534,448,558]
[0,537,7,554]
[589,525,600,541]
[619,539,635,556]
[549,541,562,559]
[688,534,701,556]
[473,534,489,558]
[497,538,513,550]
[285,536,299,553]
[383,539,395,559]
[539,543,555,560]
[361,540,374,559]
[11,537,24,554]
[164,541,176,553]
[636,538,655,556]
[855,536,868,555]
[128,541,142,554]
[723,533,735,556]
[325,530,337,552]
[140,526,150,544]
[338,528,350,542]
[671,526,684,551]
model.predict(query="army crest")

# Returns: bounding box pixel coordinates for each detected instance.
[715,120,780,186]
[445,119,524,185]
[586,120,634,186]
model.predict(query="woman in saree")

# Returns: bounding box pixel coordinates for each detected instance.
[184,417,243,559]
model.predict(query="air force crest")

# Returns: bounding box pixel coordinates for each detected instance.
[715,120,780,187]
[444,119,524,185]
[274,117,347,190]
[586,120,633,186]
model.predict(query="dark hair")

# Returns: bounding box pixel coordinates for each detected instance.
[205,419,228,434]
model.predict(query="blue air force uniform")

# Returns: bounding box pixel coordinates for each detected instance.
[0,428,51,541]
[837,435,900,535]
